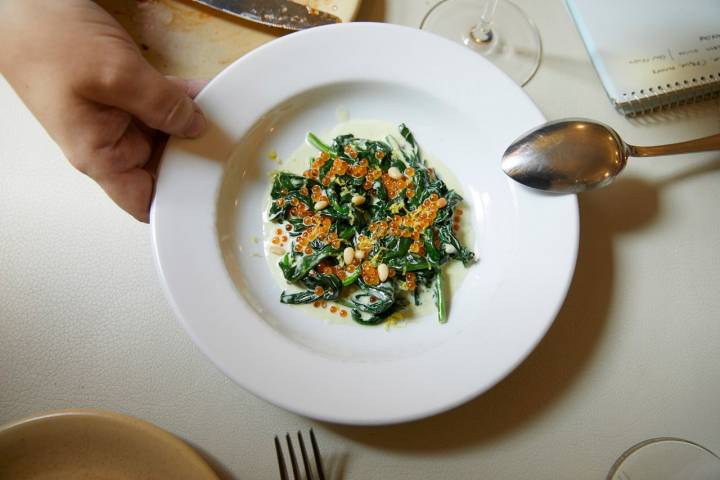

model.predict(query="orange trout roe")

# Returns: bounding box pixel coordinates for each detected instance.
[381,172,411,199]
[319,305,347,317]
[310,185,328,203]
[409,240,425,256]
[329,158,349,176]
[349,159,369,178]
[366,193,447,247]
[288,196,311,218]
[344,145,358,159]
[404,272,417,290]
[305,151,351,185]
[363,167,383,190]
[361,261,381,286]
[292,210,352,256]
[318,252,361,281]
[294,214,335,255]
[303,152,330,179]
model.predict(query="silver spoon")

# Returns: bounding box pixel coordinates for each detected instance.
[501,118,720,193]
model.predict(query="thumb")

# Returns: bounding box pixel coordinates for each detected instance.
[84,57,207,138]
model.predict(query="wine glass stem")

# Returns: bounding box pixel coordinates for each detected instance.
[470,0,499,44]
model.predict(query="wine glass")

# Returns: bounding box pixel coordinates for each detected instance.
[420,0,542,86]
[607,437,720,480]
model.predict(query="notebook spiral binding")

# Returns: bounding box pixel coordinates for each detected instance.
[615,72,720,116]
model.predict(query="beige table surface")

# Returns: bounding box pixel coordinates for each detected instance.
[2,1,719,478]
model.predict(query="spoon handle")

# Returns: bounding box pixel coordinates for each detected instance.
[627,133,720,158]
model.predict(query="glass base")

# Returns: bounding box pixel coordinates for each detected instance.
[607,438,720,480]
[421,0,542,86]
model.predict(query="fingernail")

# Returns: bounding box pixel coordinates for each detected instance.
[184,110,206,138]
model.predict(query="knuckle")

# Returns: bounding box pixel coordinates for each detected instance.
[94,62,126,91]
[66,144,94,177]
[68,155,91,176]
[76,55,133,95]
[66,145,114,179]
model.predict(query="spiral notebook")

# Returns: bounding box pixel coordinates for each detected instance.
[565,0,720,116]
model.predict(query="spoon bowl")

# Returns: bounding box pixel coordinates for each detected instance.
[502,118,720,193]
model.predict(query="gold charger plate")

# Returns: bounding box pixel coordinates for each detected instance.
[0,409,218,480]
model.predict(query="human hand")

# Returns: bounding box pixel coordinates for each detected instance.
[0,0,207,221]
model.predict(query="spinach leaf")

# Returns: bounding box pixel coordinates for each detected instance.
[399,123,422,166]
[342,268,360,286]
[306,133,334,157]
[434,270,447,324]
[280,273,342,304]
[287,217,308,236]
[349,281,407,326]
[373,179,388,201]
[271,172,313,198]
[422,228,442,266]
[407,167,431,209]
[325,187,351,220]
[278,246,335,282]
[268,191,314,222]
[434,190,463,225]
[351,303,402,326]
[386,253,431,273]
[349,280,395,314]
[381,236,412,262]
[309,238,327,250]
[319,156,334,178]
[413,287,421,307]
[438,224,475,266]
[339,226,356,240]
[413,269,436,288]
[365,141,392,169]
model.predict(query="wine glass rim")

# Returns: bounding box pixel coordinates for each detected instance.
[606,436,720,480]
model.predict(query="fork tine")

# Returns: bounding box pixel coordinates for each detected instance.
[310,429,326,480]
[286,433,301,480]
[297,431,314,480]
[274,436,289,480]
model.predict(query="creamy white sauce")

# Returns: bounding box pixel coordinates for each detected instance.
[263,119,473,325]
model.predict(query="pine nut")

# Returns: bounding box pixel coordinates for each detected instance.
[314,200,328,211]
[378,263,389,282]
[388,166,402,180]
[351,194,366,206]
[354,249,365,260]
[343,247,355,265]
[269,245,285,256]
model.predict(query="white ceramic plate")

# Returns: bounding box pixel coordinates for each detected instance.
[151,23,578,425]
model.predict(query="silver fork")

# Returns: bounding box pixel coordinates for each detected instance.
[274,429,326,480]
